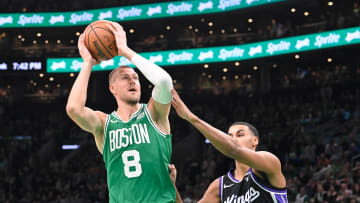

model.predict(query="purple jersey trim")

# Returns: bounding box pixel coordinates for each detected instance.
[275,193,288,203]
[227,171,240,183]
[249,169,287,194]
[219,176,223,202]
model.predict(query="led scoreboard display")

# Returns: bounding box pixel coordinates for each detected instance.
[0,61,43,72]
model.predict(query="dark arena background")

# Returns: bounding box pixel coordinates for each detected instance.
[1,0,360,202]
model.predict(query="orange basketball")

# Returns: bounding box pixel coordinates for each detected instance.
[83,20,118,61]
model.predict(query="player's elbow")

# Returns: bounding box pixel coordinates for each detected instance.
[151,74,173,104]
[66,104,74,116]
[158,73,173,91]
[66,104,80,118]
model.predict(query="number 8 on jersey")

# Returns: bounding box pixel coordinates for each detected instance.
[122,150,142,178]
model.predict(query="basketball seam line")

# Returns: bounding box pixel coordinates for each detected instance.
[93,27,117,57]
[89,24,114,59]
[90,24,114,59]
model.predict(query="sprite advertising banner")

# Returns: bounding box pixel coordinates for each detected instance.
[0,0,284,28]
[47,26,360,73]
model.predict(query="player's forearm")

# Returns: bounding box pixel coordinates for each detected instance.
[188,116,239,160]
[131,52,172,87]
[124,47,173,104]
[121,46,136,61]
[66,62,93,113]
[123,47,172,86]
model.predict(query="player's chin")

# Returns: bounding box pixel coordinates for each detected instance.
[125,96,140,105]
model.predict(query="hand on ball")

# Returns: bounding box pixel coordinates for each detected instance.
[106,22,129,57]
[78,34,99,66]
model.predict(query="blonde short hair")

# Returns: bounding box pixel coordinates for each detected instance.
[108,66,133,84]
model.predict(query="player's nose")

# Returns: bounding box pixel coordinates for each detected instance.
[129,77,136,84]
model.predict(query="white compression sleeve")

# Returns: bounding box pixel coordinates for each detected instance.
[131,54,173,104]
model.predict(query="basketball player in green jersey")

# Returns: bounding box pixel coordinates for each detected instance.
[66,21,180,203]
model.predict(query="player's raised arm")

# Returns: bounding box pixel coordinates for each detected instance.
[106,22,173,134]
[66,34,105,139]
[171,90,285,187]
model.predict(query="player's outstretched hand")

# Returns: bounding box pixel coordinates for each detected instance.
[106,22,128,56]
[168,164,177,184]
[77,34,99,65]
[171,90,196,122]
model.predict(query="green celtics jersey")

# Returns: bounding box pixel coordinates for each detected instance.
[103,103,175,203]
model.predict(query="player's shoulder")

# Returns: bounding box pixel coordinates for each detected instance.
[254,151,283,177]
[94,111,108,130]
[208,177,221,191]
[95,110,108,120]
[256,150,281,162]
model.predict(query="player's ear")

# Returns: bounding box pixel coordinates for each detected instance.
[253,135,259,147]
[109,83,117,95]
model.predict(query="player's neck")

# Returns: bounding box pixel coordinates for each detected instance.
[234,162,251,180]
[116,101,140,122]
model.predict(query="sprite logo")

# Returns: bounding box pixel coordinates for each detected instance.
[50,61,66,71]
[69,12,93,24]
[167,2,193,15]
[218,0,241,10]
[117,8,142,19]
[149,54,163,63]
[198,1,213,12]
[219,48,244,60]
[147,6,162,16]
[248,45,262,56]
[314,33,340,48]
[18,14,44,26]
[98,11,112,20]
[0,16,13,26]
[167,52,193,64]
[295,38,310,50]
[198,50,214,61]
[345,30,360,42]
[266,41,291,54]
[49,15,64,24]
